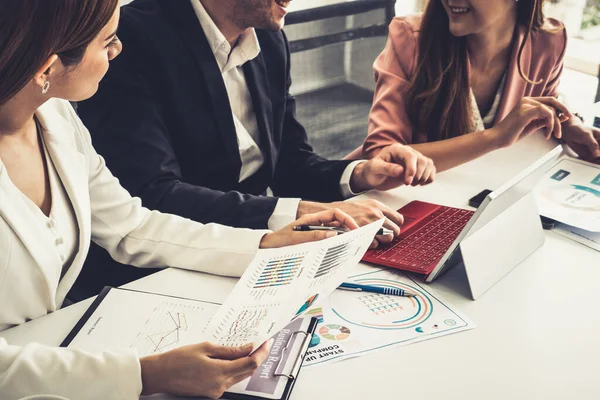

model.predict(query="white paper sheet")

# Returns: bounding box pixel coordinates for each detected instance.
[201,220,384,349]
[535,157,600,232]
[554,222,600,252]
[67,289,218,355]
[66,289,312,400]
[303,266,475,367]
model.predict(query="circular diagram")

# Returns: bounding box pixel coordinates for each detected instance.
[541,186,600,211]
[330,278,433,330]
[319,324,351,340]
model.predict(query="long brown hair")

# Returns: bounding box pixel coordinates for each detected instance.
[0,0,119,106]
[405,0,547,142]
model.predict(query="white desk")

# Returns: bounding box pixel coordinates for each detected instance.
[3,134,600,400]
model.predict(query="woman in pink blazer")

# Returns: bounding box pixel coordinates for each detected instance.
[355,0,600,171]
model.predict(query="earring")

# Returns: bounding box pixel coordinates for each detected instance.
[41,81,50,94]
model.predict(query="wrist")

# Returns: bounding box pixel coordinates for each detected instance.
[296,201,331,218]
[560,117,583,144]
[140,354,166,395]
[481,127,504,150]
[349,161,369,193]
[259,232,271,249]
[562,115,583,130]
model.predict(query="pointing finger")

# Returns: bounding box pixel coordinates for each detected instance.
[400,152,418,185]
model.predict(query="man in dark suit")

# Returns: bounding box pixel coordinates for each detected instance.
[71,0,435,300]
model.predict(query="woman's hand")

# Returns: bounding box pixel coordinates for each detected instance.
[260,209,359,248]
[562,119,600,163]
[487,97,572,149]
[140,341,271,398]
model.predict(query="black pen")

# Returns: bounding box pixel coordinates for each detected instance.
[292,225,394,236]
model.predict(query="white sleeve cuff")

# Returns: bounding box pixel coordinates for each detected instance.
[340,160,367,199]
[267,198,301,231]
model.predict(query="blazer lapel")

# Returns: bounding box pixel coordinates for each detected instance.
[495,25,531,124]
[159,0,242,174]
[35,104,91,299]
[243,55,275,174]
[0,103,89,299]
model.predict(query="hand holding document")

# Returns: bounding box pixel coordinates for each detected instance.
[201,219,385,350]
[64,220,384,400]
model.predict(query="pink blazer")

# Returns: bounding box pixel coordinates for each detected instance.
[346,14,567,160]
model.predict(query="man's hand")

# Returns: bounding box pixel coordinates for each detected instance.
[562,119,600,164]
[350,144,436,193]
[298,199,404,248]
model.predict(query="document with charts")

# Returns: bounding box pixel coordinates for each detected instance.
[201,220,384,349]
[65,288,218,355]
[63,222,381,400]
[63,288,315,400]
[535,157,600,232]
[303,266,475,367]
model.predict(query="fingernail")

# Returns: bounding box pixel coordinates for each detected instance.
[267,339,274,351]
[325,231,337,238]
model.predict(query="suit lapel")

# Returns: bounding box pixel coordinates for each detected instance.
[495,25,531,124]
[0,102,89,299]
[243,54,275,174]
[35,103,91,299]
[159,0,242,175]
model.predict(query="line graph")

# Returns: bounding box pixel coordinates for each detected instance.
[132,302,207,356]
[146,311,187,352]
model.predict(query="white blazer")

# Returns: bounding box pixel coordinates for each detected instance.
[0,99,270,399]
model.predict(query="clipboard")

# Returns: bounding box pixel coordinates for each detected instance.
[224,317,318,400]
[60,287,317,400]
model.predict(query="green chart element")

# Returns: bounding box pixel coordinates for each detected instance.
[591,173,600,187]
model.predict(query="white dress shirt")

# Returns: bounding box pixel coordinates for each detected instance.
[190,0,363,230]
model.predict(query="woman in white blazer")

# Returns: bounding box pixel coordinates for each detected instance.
[0,1,358,399]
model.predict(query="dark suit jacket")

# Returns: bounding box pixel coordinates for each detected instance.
[69,0,352,300]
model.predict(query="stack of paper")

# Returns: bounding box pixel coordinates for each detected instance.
[534,155,600,250]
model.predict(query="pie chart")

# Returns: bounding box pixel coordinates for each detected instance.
[319,324,351,340]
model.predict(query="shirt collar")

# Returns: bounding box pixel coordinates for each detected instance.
[190,0,261,72]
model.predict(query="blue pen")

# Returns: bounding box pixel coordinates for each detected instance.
[338,282,416,297]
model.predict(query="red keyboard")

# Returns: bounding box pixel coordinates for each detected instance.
[363,204,474,274]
